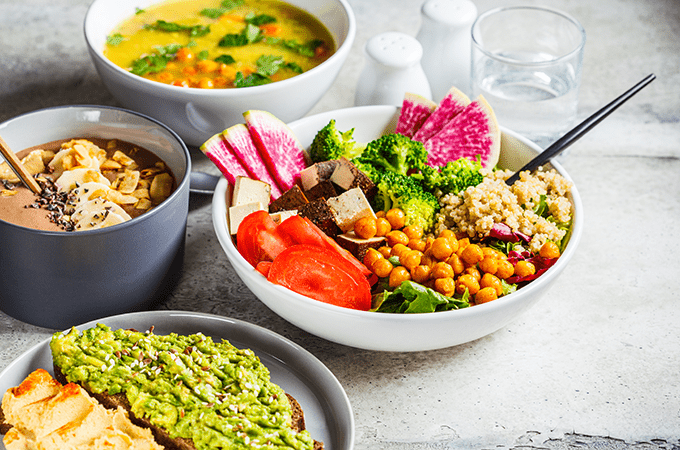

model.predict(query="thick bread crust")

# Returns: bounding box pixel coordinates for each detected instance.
[0,405,11,434]
[53,364,323,450]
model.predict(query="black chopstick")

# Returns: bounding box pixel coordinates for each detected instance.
[505,73,656,185]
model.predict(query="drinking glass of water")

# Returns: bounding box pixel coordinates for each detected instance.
[471,6,586,150]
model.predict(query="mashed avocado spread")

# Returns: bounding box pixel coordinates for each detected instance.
[50,324,315,450]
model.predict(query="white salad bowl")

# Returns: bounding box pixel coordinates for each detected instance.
[84,0,356,147]
[212,105,583,352]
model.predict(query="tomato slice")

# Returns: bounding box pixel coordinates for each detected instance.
[255,260,272,277]
[236,210,292,267]
[277,215,372,278]
[267,245,372,311]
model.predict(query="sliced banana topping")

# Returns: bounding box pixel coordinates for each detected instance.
[56,168,111,192]
[71,198,131,230]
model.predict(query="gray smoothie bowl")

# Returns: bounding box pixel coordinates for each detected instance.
[0,105,191,329]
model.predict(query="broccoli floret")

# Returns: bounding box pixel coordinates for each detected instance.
[309,119,366,163]
[417,157,484,196]
[372,171,440,232]
[355,133,428,176]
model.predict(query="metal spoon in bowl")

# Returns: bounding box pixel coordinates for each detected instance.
[0,134,42,194]
[505,73,656,185]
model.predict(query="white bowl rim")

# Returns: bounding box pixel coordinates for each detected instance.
[0,104,191,237]
[211,104,584,323]
[83,0,357,98]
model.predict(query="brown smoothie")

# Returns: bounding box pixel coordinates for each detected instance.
[0,138,175,232]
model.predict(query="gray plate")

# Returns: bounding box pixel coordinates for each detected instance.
[0,311,354,450]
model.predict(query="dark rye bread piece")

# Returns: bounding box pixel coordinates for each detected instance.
[52,365,323,450]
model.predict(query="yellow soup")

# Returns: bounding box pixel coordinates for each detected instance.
[104,0,335,89]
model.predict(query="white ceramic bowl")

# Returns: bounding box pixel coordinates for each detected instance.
[212,105,583,352]
[84,0,356,147]
[0,105,191,329]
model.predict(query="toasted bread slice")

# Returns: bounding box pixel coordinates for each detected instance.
[50,326,324,450]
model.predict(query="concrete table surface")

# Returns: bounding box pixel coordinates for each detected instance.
[1,0,679,448]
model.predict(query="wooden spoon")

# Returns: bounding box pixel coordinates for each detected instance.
[505,73,656,185]
[0,134,42,194]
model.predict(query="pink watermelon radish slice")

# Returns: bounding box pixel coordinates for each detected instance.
[222,123,283,198]
[199,132,250,186]
[395,93,437,138]
[244,110,308,192]
[424,95,501,168]
[412,86,471,143]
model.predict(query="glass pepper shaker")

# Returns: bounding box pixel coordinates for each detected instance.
[354,31,432,107]
[416,0,478,101]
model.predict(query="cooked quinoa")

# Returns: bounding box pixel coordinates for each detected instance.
[434,167,573,253]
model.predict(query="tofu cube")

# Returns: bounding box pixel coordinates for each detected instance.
[228,201,266,235]
[326,187,375,233]
[232,177,271,207]
[270,209,298,224]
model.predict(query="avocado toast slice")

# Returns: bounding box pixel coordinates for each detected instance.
[50,324,323,450]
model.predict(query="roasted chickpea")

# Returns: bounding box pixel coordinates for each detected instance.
[513,260,536,278]
[354,216,378,239]
[375,210,386,218]
[478,256,498,275]
[539,241,561,259]
[455,273,480,295]
[495,259,515,279]
[389,266,411,288]
[480,273,503,296]
[410,265,431,283]
[375,217,392,236]
[408,238,427,252]
[461,244,484,266]
[363,248,383,270]
[434,277,456,296]
[372,258,394,278]
[390,243,410,261]
[464,266,481,281]
[446,253,465,275]
[386,230,409,247]
[378,246,392,258]
[482,247,501,259]
[385,208,406,229]
[430,237,454,260]
[455,237,470,256]
[475,287,498,304]
[403,225,423,240]
[401,250,423,271]
[438,229,456,239]
[431,261,454,279]
[420,254,437,268]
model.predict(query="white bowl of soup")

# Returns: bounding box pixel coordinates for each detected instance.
[84,0,356,147]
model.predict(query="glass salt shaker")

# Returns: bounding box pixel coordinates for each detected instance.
[416,0,477,101]
[354,31,432,107]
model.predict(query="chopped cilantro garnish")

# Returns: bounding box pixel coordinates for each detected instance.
[234,71,271,88]
[129,43,182,76]
[264,37,324,57]
[215,54,235,64]
[200,0,244,19]
[244,13,276,26]
[144,20,211,38]
[232,55,305,87]
[106,33,126,46]
[219,23,261,46]
[197,50,210,60]
[135,7,145,14]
